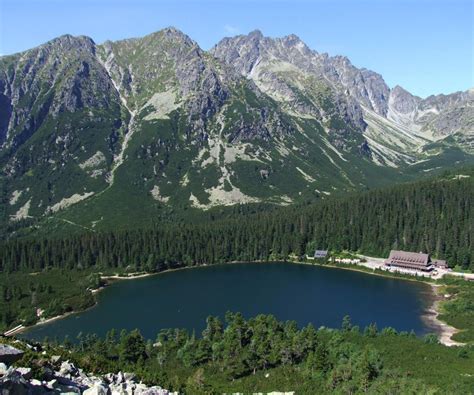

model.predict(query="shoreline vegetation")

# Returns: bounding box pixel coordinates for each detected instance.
[11,311,474,394]
[9,258,468,347]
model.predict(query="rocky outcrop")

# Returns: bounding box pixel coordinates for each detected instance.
[0,346,176,394]
[0,341,295,394]
[0,344,24,364]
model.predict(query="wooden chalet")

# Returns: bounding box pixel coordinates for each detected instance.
[384,250,448,272]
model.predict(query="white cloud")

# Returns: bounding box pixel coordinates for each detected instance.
[224,25,240,35]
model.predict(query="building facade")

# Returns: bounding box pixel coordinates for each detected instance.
[314,250,328,259]
[384,250,448,272]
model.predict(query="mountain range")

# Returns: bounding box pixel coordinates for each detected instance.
[1,27,473,234]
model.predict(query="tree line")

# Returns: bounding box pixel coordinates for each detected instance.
[49,313,445,393]
[1,174,472,273]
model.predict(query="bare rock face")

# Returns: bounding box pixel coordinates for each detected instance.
[388,85,474,140]
[212,30,472,147]
[418,90,474,137]
[388,85,421,114]
[211,30,388,124]
[0,34,119,149]
[318,55,390,116]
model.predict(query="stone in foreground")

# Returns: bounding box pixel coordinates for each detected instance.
[0,344,24,365]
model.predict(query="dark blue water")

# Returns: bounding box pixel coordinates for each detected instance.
[22,262,434,341]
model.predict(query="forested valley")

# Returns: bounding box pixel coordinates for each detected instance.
[0,169,472,332]
[2,169,473,274]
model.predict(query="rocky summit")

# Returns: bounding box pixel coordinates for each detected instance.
[1,27,473,234]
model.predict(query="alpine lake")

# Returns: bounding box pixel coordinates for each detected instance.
[22,262,436,341]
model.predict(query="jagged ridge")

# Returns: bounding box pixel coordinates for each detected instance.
[1,27,473,234]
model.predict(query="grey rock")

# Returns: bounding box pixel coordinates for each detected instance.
[0,344,24,364]
[41,365,55,381]
[388,85,474,142]
[388,85,421,114]
[0,369,29,395]
[55,384,82,394]
[50,355,62,364]
[60,360,78,377]
[212,29,473,153]
[116,371,124,383]
[83,382,110,395]
[135,387,174,395]
[123,372,136,382]
[46,378,58,389]
[0,362,8,375]
[30,378,42,386]
[109,382,133,395]
[1,26,472,220]
[15,367,32,380]
[211,30,374,128]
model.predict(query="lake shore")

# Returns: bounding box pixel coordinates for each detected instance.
[12,261,463,346]
[91,271,159,293]
[6,310,82,337]
[422,284,464,347]
[292,259,463,346]
[8,272,162,337]
[291,258,435,285]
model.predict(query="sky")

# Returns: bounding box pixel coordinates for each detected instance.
[1,0,472,98]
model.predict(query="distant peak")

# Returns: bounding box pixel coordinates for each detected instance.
[54,34,95,45]
[281,33,311,52]
[162,26,183,35]
[391,85,416,97]
[248,29,264,38]
[241,30,312,54]
[43,34,96,52]
[143,26,196,47]
[283,33,302,42]
[392,84,407,92]
[157,26,190,40]
[390,85,422,104]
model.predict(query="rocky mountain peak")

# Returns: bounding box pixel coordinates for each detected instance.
[38,34,96,56]
[388,85,420,114]
[147,26,197,48]
[280,33,313,55]
[247,29,264,39]
[211,30,314,77]
[212,31,393,117]
[391,85,411,95]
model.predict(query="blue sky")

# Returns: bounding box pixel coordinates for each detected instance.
[1,0,472,97]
